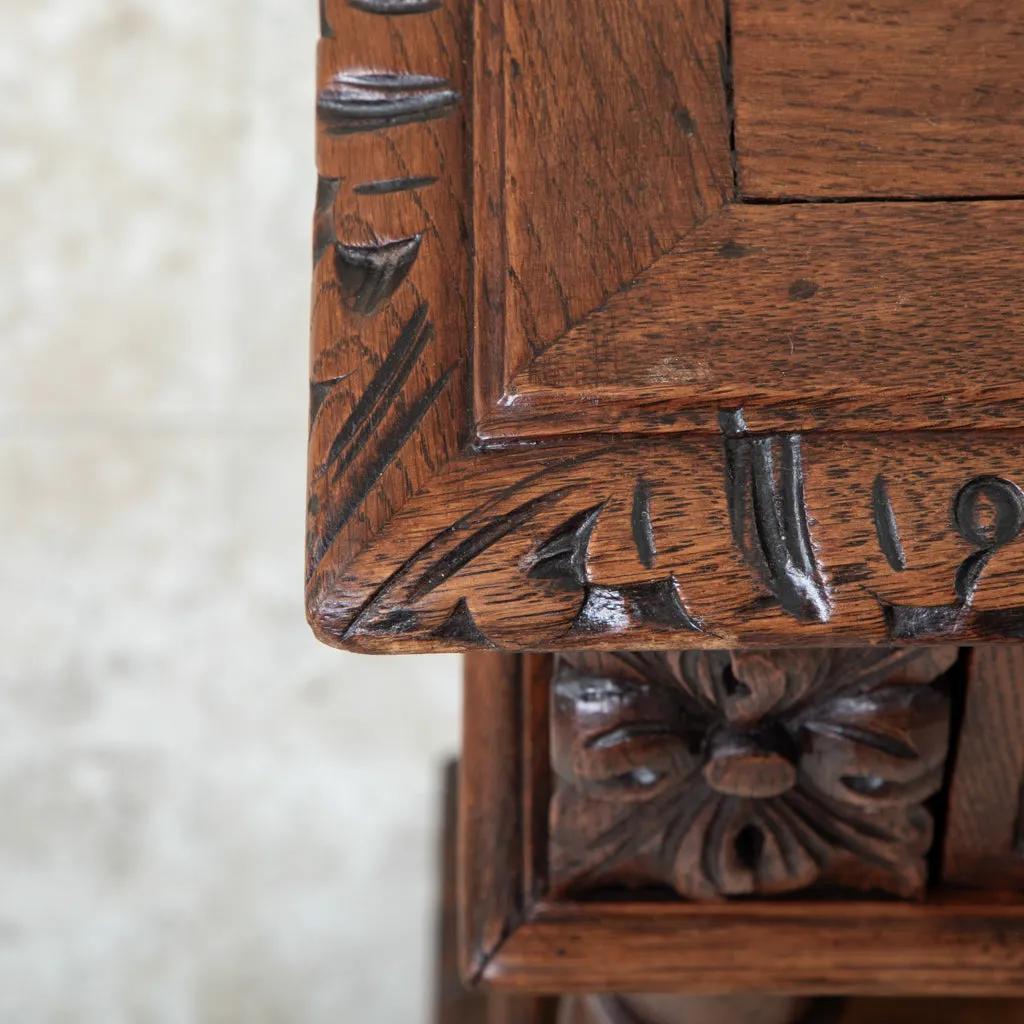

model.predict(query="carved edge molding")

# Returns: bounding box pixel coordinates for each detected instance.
[305,4,1024,654]
[309,408,1024,651]
[548,648,957,902]
[307,0,469,587]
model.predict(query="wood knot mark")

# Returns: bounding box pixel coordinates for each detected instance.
[430,599,495,648]
[718,240,759,259]
[318,71,461,135]
[631,477,656,569]
[528,504,604,590]
[788,278,819,300]
[673,106,696,136]
[570,577,702,635]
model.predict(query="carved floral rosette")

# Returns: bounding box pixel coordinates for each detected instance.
[549,648,958,901]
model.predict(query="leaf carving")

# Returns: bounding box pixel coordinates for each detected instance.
[549,648,956,900]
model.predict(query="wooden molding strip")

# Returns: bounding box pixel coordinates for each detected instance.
[483,897,1024,995]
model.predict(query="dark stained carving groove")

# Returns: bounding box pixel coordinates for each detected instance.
[720,410,832,623]
[313,175,341,265]
[320,0,334,37]
[528,503,605,589]
[349,0,443,12]
[631,477,657,568]
[872,474,907,572]
[314,303,433,485]
[571,577,702,635]
[720,0,739,197]
[359,608,419,636]
[882,603,961,640]
[883,474,1024,639]
[407,486,578,603]
[340,449,616,639]
[1015,780,1024,857]
[309,373,352,432]
[312,361,457,572]
[334,234,422,315]
[317,71,460,135]
[430,598,495,647]
[353,175,439,196]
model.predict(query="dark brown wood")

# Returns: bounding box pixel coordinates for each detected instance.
[472,0,732,417]
[489,997,560,1024]
[839,998,1024,1023]
[311,434,1024,652]
[486,896,1024,996]
[458,651,1024,995]
[561,996,1024,1024]
[486,202,1024,437]
[732,0,1024,199]
[557,994,825,1024]
[438,762,491,1024]
[308,1,1024,654]
[944,646,1024,889]
[439,759,556,1024]
[459,653,525,984]
[549,649,956,901]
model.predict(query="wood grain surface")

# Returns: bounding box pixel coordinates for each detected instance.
[309,0,470,582]
[310,433,1024,652]
[458,653,525,984]
[486,897,1024,992]
[308,2,1024,652]
[459,652,1024,996]
[732,0,1024,198]
[473,0,732,415]
[944,646,1024,889]
[437,762,491,1024]
[487,201,1024,437]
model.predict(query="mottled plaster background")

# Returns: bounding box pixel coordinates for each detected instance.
[0,2,462,1020]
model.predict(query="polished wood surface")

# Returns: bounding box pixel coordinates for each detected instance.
[475,0,732,410]
[501,202,1024,436]
[312,434,1024,652]
[316,0,1024,1008]
[459,652,1024,997]
[309,1,1024,653]
[733,0,1024,198]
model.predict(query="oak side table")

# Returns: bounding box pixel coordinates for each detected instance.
[307,2,1024,1020]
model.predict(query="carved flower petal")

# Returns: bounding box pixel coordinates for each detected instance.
[784,782,934,884]
[681,651,829,725]
[670,795,821,901]
[551,664,699,799]
[808,647,958,706]
[799,684,950,808]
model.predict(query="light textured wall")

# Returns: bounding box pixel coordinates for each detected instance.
[0,2,462,1021]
